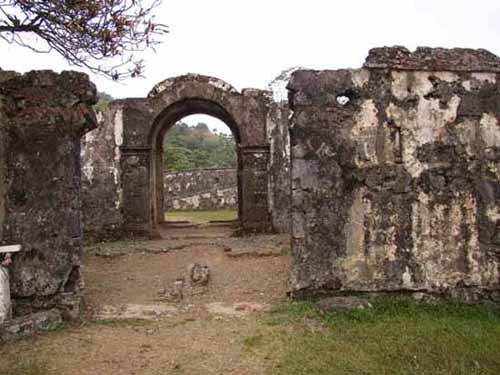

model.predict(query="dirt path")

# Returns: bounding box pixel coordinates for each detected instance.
[0,224,291,375]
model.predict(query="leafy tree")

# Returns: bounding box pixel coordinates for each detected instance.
[0,0,168,80]
[163,121,237,172]
[163,145,195,172]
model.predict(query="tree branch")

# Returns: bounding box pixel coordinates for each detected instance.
[0,0,168,80]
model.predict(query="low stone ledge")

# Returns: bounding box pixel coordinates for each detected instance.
[0,309,62,342]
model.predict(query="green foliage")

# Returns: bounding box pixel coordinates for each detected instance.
[163,121,236,172]
[163,145,195,171]
[93,91,114,113]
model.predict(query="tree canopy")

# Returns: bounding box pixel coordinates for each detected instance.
[0,0,167,80]
[164,122,237,172]
[94,91,114,113]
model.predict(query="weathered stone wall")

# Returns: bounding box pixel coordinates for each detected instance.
[148,78,273,233]
[81,103,125,241]
[267,102,292,233]
[164,168,237,211]
[81,98,156,239]
[0,70,97,316]
[82,74,284,238]
[288,47,500,302]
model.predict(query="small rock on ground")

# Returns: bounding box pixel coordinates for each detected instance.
[188,263,210,286]
[316,296,372,314]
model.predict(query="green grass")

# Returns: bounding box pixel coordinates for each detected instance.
[243,334,266,352]
[254,297,500,375]
[165,209,237,223]
[91,319,154,328]
[2,359,50,375]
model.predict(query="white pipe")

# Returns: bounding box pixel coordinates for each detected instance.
[0,264,11,323]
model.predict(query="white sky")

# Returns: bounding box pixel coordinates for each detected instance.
[1,0,499,134]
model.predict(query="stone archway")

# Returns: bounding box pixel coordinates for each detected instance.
[118,74,273,236]
[149,98,242,228]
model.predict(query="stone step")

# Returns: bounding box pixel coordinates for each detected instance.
[0,309,62,342]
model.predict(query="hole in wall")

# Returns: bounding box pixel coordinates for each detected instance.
[336,95,350,106]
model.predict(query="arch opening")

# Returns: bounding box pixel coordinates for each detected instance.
[149,98,243,235]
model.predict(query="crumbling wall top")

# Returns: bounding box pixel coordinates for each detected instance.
[1,70,96,104]
[0,70,97,132]
[364,46,500,72]
[148,73,240,99]
[0,69,20,83]
[268,67,303,103]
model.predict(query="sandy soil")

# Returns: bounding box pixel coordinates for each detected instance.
[0,223,291,375]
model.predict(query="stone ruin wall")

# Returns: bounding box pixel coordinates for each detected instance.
[80,77,293,237]
[288,47,500,302]
[0,45,498,327]
[267,101,292,233]
[0,70,97,317]
[163,168,237,212]
[81,102,125,241]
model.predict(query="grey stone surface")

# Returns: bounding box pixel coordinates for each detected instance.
[365,46,500,72]
[156,278,184,303]
[288,47,500,301]
[267,102,292,233]
[187,263,210,286]
[81,105,125,241]
[0,70,96,316]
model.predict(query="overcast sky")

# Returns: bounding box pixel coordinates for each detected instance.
[1,0,499,133]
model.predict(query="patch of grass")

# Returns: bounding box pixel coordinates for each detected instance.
[243,334,265,352]
[91,319,154,328]
[44,321,66,332]
[2,359,50,375]
[165,210,237,223]
[260,297,500,375]
[279,246,291,256]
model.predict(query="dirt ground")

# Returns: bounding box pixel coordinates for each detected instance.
[0,222,291,375]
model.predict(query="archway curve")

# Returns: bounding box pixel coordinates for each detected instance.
[149,97,241,147]
[147,74,246,144]
[149,97,243,228]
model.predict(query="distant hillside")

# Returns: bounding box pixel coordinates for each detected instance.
[163,122,236,172]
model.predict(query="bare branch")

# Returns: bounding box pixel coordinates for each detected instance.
[0,0,168,80]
